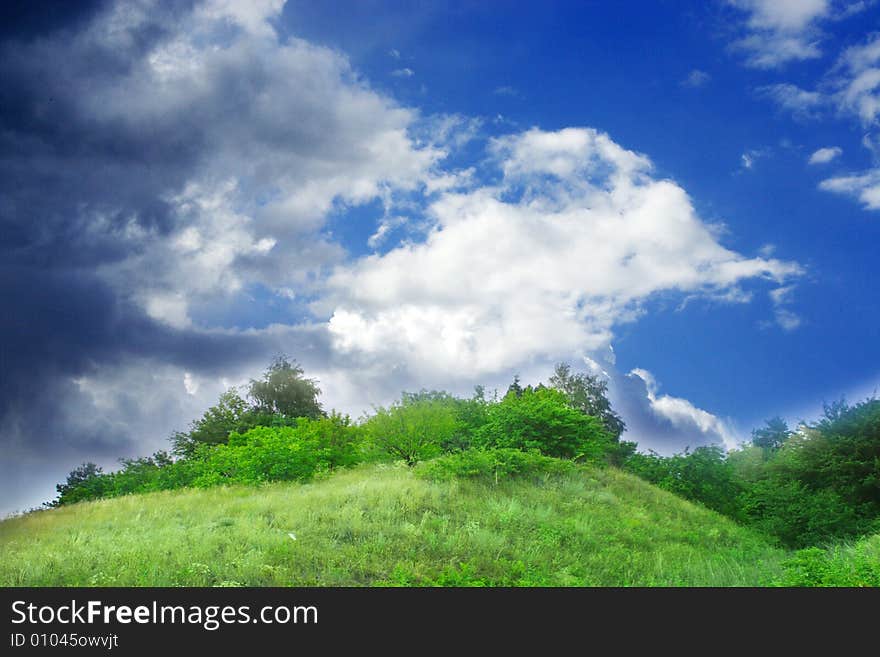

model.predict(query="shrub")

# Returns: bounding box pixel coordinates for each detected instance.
[363,396,458,465]
[52,463,113,506]
[203,426,323,485]
[294,412,363,469]
[624,446,746,521]
[740,478,871,548]
[776,534,880,586]
[474,387,613,462]
[416,448,576,483]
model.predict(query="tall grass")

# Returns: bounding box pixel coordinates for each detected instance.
[0,463,785,586]
[775,533,880,586]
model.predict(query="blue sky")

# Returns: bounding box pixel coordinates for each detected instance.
[1,0,879,513]
[284,0,880,424]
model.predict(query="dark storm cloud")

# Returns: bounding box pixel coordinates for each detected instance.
[0,2,205,270]
[0,0,108,42]
[0,1,218,461]
[0,0,437,515]
[0,264,280,451]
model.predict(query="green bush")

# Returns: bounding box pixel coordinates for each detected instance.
[740,478,872,548]
[53,416,363,504]
[776,534,880,586]
[363,396,458,465]
[624,446,746,521]
[474,387,612,462]
[416,448,576,483]
[204,426,322,484]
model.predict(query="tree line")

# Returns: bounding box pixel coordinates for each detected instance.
[52,356,880,551]
[52,359,630,505]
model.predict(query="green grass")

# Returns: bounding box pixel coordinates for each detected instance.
[0,463,786,586]
[775,533,880,586]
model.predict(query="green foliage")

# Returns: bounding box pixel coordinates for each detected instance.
[415,448,576,483]
[624,446,746,520]
[734,398,880,547]
[474,387,613,462]
[446,386,492,451]
[549,362,626,439]
[248,355,324,420]
[776,534,880,586]
[624,397,880,549]
[739,477,871,548]
[52,463,111,506]
[751,416,792,451]
[811,397,880,511]
[363,395,457,465]
[52,416,362,505]
[170,389,299,457]
[295,412,363,469]
[199,426,322,486]
[47,352,880,565]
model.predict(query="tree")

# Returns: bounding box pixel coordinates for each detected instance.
[53,462,108,506]
[506,375,524,398]
[750,416,791,451]
[170,388,254,456]
[475,387,613,461]
[248,355,324,419]
[548,362,626,439]
[363,395,458,465]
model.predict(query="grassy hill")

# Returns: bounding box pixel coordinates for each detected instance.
[0,463,786,586]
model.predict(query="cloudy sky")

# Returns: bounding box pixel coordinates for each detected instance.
[2,0,879,514]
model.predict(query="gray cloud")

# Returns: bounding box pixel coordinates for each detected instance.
[0,0,448,511]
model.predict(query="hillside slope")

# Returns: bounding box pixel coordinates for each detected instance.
[0,464,785,586]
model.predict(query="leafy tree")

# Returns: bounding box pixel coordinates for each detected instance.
[248,355,324,419]
[363,395,458,465]
[53,462,109,506]
[449,386,492,451]
[548,362,626,439]
[170,388,253,456]
[804,397,880,512]
[294,412,362,469]
[751,416,791,451]
[475,387,612,461]
[506,375,524,398]
[397,387,491,452]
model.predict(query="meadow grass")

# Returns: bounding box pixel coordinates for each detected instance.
[774,532,880,586]
[0,463,786,586]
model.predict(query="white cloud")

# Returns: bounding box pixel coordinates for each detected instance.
[835,33,880,125]
[183,372,200,396]
[625,368,740,450]
[64,0,450,328]
[740,147,770,170]
[758,83,825,118]
[768,285,802,331]
[808,146,843,163]
[810,35,880,209]
[773,308,803,331]
[820,168,880,208]
[681,69,711,88]
[321,127,802,384]
[728,0,831,68]
[391,67,415,77]
[367,215,409,249]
